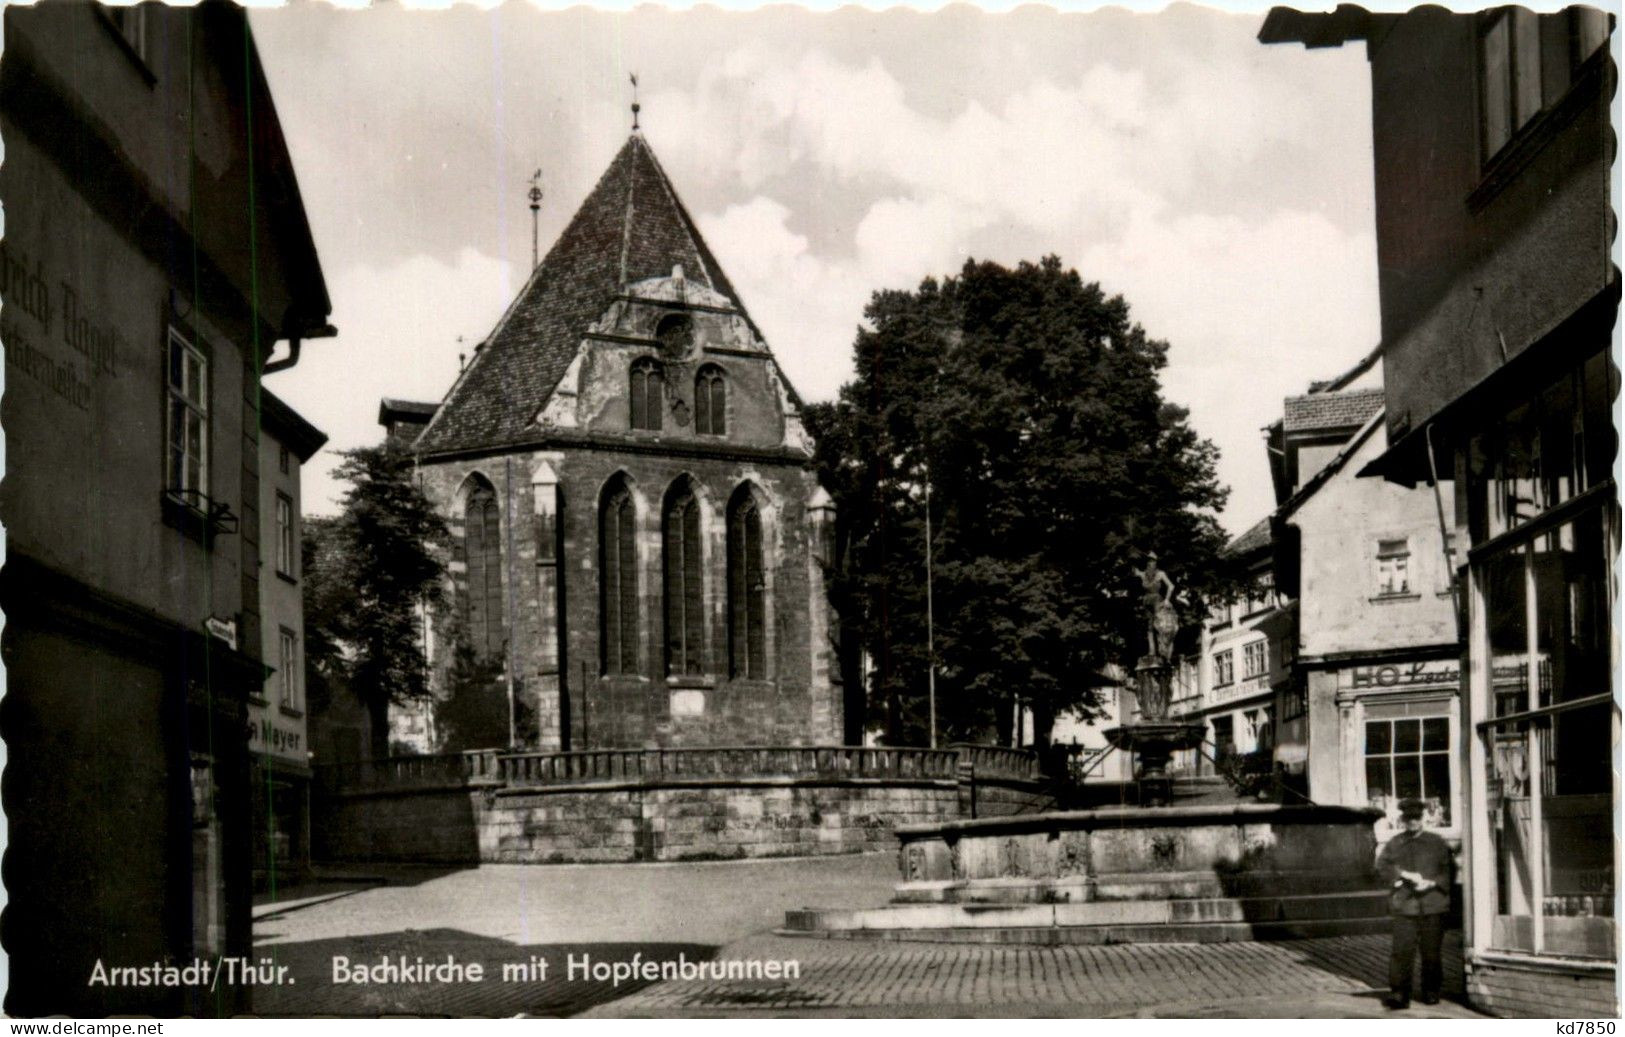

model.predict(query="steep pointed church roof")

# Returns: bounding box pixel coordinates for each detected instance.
[415,134,756,456]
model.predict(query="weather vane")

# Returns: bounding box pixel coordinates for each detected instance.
[630,73,641,132]
[527,169,543,271]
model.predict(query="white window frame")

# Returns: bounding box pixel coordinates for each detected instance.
[1243,639,1268,680]
[279,628,299,712]
[1376,537,1413,597]
[166,328,209,498]
[275,492,295,578]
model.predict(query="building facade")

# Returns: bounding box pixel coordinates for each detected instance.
[251,391,327,886]
[0,2,332,1015]
[402,132,840,752]
[1173,520,1293,778]
[1268,386,1461,843]
[1263,5,1615,1016]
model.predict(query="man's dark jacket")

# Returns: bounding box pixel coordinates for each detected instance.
[1377,828,1453,915]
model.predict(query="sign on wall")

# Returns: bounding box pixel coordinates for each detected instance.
[1344,659,1460,691]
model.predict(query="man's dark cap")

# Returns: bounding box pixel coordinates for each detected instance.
[1398,797,1427,818]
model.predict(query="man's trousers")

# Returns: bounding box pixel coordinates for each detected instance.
[1389,913,1445,1002]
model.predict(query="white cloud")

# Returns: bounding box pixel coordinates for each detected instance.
[676,39,1379,534]
[1078,208,1381,529]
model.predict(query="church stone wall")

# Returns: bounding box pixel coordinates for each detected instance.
[316,779,958,864]
[416,445,839,751]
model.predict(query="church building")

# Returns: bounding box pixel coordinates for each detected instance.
[398,130,840,751]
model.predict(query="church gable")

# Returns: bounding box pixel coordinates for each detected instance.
[532,270,809,455]
[415,133,795,457]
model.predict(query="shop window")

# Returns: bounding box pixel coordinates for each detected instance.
[167,328,209,497]
[1365,716,1451,826]
[1211,715,1235,758]
[663,484,704,677]
[1470,353,1618,543]
[1243,639,1267,680]
[1213,649,1233,688]
[1375,538,1412,597]
[1478,500,1614,958]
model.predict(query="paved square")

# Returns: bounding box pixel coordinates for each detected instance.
[250,855,1482,1018]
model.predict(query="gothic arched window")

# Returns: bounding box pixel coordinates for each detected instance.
[663,484,704,676]
[630,358,664,431]
[694,365,727,436]
[463,478,503,660]
[727,489,766,679]
[600,479,639,674]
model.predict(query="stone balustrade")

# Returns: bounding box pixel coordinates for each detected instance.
[316,750,501,791]
[498,745,961,787]
[947,742,1043,781]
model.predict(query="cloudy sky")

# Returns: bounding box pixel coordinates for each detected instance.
[251,2,1381,535]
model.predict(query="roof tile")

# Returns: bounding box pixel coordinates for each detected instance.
[414,135,753,455]
[1282,387,1385,434]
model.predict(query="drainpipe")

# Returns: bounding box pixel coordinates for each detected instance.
[1425,422,1465,642]
[263,321,337,375]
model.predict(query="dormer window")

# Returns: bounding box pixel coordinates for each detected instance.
[695,365,726,436]
[630,357,664,431]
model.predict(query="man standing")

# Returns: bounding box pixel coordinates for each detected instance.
[1376,797,1453,1009]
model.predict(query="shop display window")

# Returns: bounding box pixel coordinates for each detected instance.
[1365,715,1452,826]
[1478,506,1615,959]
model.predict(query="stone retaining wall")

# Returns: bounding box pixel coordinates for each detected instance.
[313,745,1054,865]
[315,778,963,864]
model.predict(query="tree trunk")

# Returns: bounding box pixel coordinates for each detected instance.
[368,696,391,760]
[839,616,866,745]
[994,694,1014,747]
[1030,699,1055,755]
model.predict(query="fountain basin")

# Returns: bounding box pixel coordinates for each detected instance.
[782,803,1389,943]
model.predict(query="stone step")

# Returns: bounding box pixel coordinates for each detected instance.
[783,890,1389,940]
[893,872,1380,905]
[776,916,1394,945]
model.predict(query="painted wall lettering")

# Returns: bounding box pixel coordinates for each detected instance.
[1349,660,1460,689]
[1,242,128,414]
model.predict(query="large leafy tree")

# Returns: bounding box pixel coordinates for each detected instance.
[303,443,448,757]
[808,257,1234,751]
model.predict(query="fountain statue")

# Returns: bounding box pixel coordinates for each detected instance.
[1106,553,1206,806]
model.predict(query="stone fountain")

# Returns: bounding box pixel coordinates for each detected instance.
[1104,553,1206,806]
[781,555,1388,945]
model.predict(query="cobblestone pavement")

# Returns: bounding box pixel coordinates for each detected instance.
[249,855,1483,1019]
[583,932,1480,1019]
